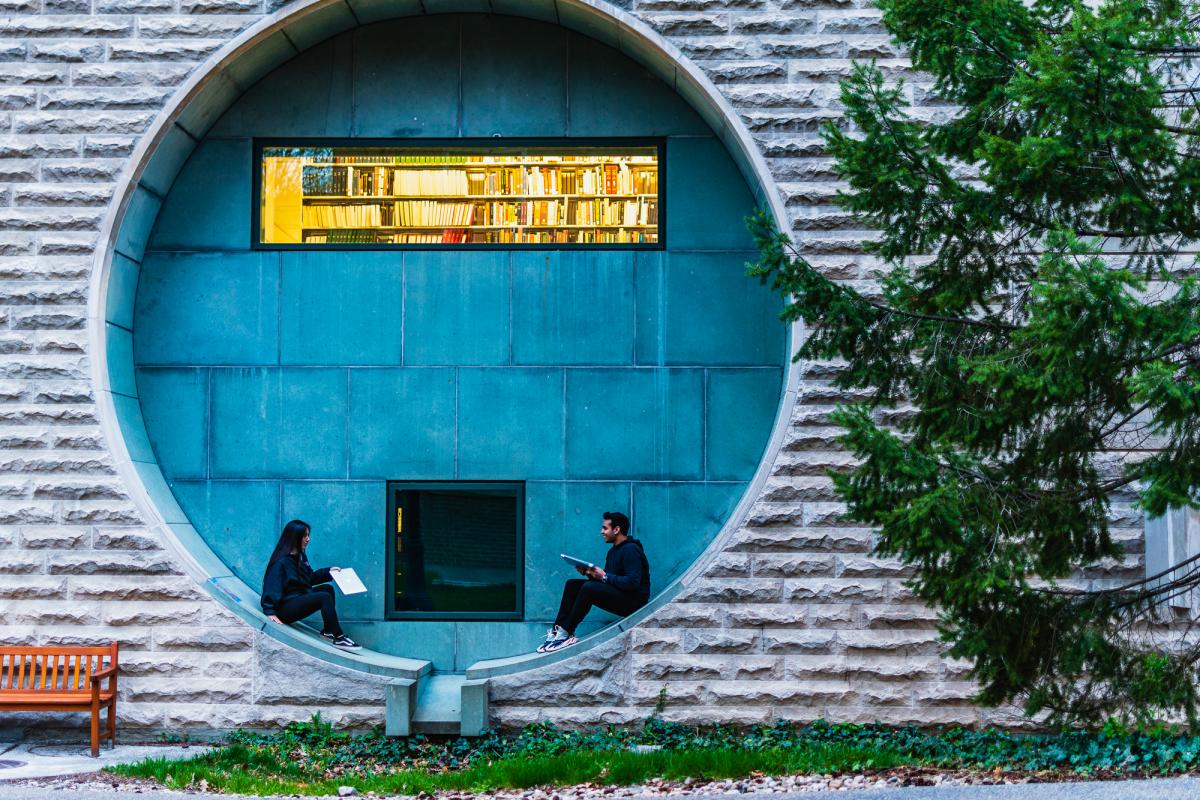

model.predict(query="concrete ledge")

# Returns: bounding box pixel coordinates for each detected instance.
[464,583,682,680]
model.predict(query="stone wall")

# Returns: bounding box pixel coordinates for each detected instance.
[0,0,1146,733]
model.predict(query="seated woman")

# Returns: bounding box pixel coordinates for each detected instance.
[261,519,360,651]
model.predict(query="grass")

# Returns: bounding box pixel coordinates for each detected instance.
[113,742,909,796]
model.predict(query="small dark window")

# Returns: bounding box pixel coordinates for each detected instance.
[386,482,523,620]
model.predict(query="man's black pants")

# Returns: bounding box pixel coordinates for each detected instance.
[554,578,645,635]
[276,585,343,636]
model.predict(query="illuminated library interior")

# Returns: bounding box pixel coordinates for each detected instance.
[259,145,661,246]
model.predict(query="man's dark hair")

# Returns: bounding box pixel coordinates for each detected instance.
[603,511,630,536]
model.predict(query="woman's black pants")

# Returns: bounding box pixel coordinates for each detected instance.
[554,578,645,636]
[276,585,343,636]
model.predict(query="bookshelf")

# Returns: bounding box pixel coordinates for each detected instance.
[258,144,661,247]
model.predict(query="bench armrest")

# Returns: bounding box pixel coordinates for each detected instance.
[89,665,118,702]
[89,666,117,684]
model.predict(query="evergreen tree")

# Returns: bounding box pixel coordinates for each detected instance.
[750,0,1200,725]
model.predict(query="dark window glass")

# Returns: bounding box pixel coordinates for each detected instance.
[388,482,523,620]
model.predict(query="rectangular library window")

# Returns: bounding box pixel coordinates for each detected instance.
[386,482,524,620]
[256,141,662,247]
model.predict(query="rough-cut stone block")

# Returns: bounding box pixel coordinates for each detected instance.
[16,113,154,136]
[155,626,255,650]
[104,601,204,627]
[839,556,916,578]
[817,12,887,34]
[682,629,759,654]
[96,0,174,10]
[860,603,939,628]
[753,554,835,577]
[762,629,836,654]
[709,679,853,705]
[93,528,162,550]
[786,579,887,603]
[181,0,262,11]
[136,15,258,39]
[677,579,783,603]
[108,40,226,61]
[0,65,68,85]
[633,656,723,681]
[32,479,126,500]
[28,41,105,62]
[838,630,941,656]
[732,13,814,34]
[47,552,179,575]
[0,575,66,598]
[644,603,724,628]
[0,17,134,38]
[5,600,101,625]
[19,526,89,549]
[71,63,193,86]
[39,626,151,649]
[702,60,786,84]
[40,87,174,110]
[631,628,683,654]
[41,158,127,180]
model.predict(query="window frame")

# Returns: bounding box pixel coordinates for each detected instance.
[384,480,526,622]
[251,137,667,251]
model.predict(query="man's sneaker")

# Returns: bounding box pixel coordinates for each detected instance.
[536,625,565,653]
[544,633,577,653]
[332,635,361,651]
[320,631,336,642]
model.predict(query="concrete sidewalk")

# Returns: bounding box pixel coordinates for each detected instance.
[0,777,1198,799]
[0,740,207,781]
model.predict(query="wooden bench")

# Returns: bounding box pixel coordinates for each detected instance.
[0,643,118,757]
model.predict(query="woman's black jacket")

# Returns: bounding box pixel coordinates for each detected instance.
[261,552,332,616]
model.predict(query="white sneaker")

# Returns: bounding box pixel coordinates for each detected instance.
[536,625,564,653]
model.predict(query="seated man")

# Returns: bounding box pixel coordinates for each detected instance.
[539,511,651,653]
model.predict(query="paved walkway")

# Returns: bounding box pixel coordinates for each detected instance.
[1,777,1199,799]
[0,740,207,781]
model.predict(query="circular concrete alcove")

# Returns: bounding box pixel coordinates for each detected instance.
[90,0,799,678]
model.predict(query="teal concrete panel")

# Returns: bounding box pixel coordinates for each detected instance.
[112,392,154,463]
[106,323,136,398]
[403,251,510,366]
[454,622,547,670]
[172,480,281,588]
[106,252,139,331]
[457,367,564,479]
[344,0,422,24]
[706,368,783,481]
[511,251,635,366]
[280,251,403,366]
[666,136,759,250]
[490,0,556,22]
[353,17,460,137]
[148,138,251,251]
[138,123,196,199]
[136,368,208,480]
[557,0,619,49]
[281,0,357,53]
[132,459,188,524]
[115,185,161,263]
[461,16,567,137]
[175,73,240,141]
[635,250,786,366]
[568,34,709,136]
[523,480,632,620]
[565,368,703,480]
[210,368,347,478]
[348,368,456,479]
[134,251,279,366]
[342,621,456,670]
[225,31,298,94]
[282,481,386,621]
[632,481,746,588]
[210,35,354,137]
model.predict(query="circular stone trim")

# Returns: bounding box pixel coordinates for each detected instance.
[87,0,803,678]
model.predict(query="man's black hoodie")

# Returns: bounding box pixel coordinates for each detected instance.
[261,552,332,616]
[603,537,651,602]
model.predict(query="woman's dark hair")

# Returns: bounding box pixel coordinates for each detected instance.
[266,519,311,567]
[603,511,630,536]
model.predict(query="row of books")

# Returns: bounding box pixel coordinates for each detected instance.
[301,164,658,198]
[301,198,658,229]
[300,229,658,244]
[297,154,657,166]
